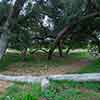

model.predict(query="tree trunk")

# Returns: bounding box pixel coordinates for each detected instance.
[48,26,70,60]
[21,48,28,61]
[48,12,100,60]
[0,0,26,60]
[66,46,71,54]
[0,32,8,59]
[58,41,63,57]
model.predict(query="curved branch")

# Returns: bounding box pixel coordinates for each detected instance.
[48,12,100,60]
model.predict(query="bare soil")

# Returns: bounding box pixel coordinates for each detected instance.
[0,59,90,94]
[0,59,90,76]
[0,81,12,94]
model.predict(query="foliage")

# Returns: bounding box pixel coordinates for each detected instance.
[42,81,100,100]
[0,51,89,70]
[0,81,100,100]
[1,0,100,51]
[0,0,100,58]
[0,1,10,26]
[0,83,42,100]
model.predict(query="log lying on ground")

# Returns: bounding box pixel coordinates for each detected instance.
[49,73,100,82]
[0,73,100,83]
[0,75,45,83]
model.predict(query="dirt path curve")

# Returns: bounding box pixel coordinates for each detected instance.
[40,59,91,75]
[1,59,91,76]
[0,59,91,95]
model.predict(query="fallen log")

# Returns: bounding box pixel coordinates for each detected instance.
[49,73,100,82]
[0,73,100,83]
[0,75,45,83]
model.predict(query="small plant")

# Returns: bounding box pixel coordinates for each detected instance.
[1,83,42,100]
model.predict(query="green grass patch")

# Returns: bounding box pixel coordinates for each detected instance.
[0,51,90,70]
[42,81,100,100]
[0,82,42,100]
[0,81,100,100]
[0,53,22,70]
[49,80,100,92]
[80,58,100,73]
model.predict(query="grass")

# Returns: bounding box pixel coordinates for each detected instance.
[0,81,100,100]
[0,50,100,99]
[0,51,90,70]
[0,82,42,100]
[0,50,100,73]
[0,53,22,70]
[43,81,100,100]
[79,58,100,73]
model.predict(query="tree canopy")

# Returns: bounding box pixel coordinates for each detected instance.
[0,0,100,59]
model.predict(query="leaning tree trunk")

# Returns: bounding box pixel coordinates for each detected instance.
[0,32,8,59]
[48,0,99,60]
[58,41,63,57]
[0,0,26,60]
[48,26,71,60]
[48,11,99,60]
[0,2,13,60]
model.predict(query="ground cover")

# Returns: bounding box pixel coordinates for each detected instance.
[0,81,100,100]
[0,51,93,75]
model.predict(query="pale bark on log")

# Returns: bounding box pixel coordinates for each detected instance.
[49,73,100,82]
[0,73,100,83]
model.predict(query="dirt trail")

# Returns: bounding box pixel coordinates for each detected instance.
[0,59,91,94]
[1,59,91,76]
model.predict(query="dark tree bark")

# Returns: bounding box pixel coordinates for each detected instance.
[48,26,73,60]
[66,46,71,55]
[48,12,100,60]
[58,41,63,57]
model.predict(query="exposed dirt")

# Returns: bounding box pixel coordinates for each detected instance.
[0,58,91,94]
[79,88,96,94]
[0,81,12,94]
[0,59,90,76]
[39,98,47,100]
